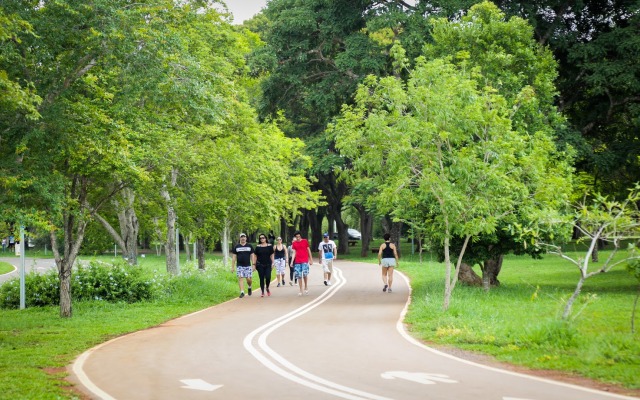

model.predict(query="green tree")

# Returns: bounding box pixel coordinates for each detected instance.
[333,3,574,308]
[0,0,160,316]
[440,0,640,198]
[0,0,246,315]
[257,0,402,253]
[411,2,573,287]
[0,9,40,122]
[543,185,640,320]
[335,56,559,309]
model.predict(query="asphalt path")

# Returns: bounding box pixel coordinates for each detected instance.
[0,256,57,284]
[67,260,639,400]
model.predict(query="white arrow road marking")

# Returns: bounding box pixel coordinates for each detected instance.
[381,371,458,385]
[503,398,535,400]
[180,379,223,391]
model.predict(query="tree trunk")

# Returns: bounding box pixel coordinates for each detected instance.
[335,216,349,255]
[591,239,605,262]
[152,217,164,256]
[481,255,503,291]
[355,204,373,257]
[308,208,323,250]
[51,175,92,318]
[382,215,403,257]
[184,232,191,262]
[50,228,79,318]
[92,188,139,265]
[279,217,288,242]
[591,245,599,263]
[458,263,482,286]
[390,221,403,258]
[563,273,586,319]
[197,237,206,270]
[327,215,335,238]
[443,234,471,311]
[117,188,138,265]
[631,284,640,334]
[162,168,178,275]
[296,211,308,238]
[328,202,349,255]
[443,233,452,311]
[318,174,349,254]
[221,219,231,267]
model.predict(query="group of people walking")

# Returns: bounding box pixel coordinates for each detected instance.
[230,230,399,298]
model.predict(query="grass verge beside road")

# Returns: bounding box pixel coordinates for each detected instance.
[0,262,14,275]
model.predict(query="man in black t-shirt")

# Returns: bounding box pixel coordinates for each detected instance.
[231,233,255,298]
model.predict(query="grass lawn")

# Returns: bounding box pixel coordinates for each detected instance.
[0,262,15,275]
[1,245,639,398]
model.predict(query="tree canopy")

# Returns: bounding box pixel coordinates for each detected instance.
[333,2,573,308]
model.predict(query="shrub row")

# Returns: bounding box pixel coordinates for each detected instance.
[0,261,162,308]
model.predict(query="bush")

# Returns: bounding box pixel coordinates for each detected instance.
[73,261,158,302]
[0,261,160,308]
[0,269,60,308]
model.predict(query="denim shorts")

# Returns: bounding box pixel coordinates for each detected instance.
[381,258,396,268]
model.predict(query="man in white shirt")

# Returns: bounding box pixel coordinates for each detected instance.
[318,233,337,286]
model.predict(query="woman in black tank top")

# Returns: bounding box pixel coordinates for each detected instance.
[377,233,399,292]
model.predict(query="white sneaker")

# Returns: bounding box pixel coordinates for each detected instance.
[327,281,332,286]
[304,290,309,295]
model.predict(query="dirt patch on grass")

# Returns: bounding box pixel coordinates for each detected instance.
[44,367,91,400]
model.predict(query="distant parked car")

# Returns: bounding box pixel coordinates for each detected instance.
[332,229,361,241]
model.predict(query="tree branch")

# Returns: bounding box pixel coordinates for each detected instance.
[42,55,97,108]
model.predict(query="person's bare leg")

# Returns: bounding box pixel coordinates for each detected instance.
[298,272,304,295]
[387,267,394,292]
[381,266,389,292]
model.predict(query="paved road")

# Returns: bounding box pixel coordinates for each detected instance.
[0,257,57,284]
[70,260,636,400]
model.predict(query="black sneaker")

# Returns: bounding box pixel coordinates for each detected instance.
[248,287,252,296]
[239,292,245,298]
[383,285,388,292]
[324,280,328,286]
